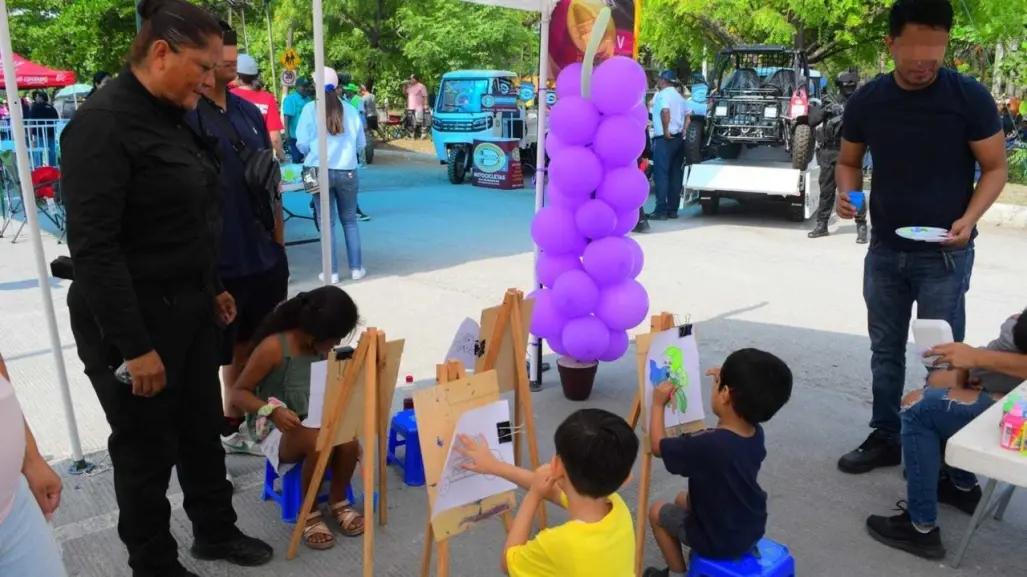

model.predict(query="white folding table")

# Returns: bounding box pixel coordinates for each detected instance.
[944,381,1027,567]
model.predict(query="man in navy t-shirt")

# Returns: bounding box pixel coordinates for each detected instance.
[833,1,1006,476]
[187,23,288,458]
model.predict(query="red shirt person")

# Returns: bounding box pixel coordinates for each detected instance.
[232,54,286,160]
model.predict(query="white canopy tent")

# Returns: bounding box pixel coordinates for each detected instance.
[0,1,89,471]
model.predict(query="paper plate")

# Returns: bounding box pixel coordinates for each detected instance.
[895,226,949,242]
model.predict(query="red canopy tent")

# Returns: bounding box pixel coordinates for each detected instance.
[0,53,75,89]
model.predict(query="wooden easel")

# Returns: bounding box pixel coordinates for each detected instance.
[285,327,406,577]
[416,361,517,577]
[474,288,547,530]
[626,313,705,577]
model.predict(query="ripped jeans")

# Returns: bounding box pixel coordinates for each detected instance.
[901,387,993,526]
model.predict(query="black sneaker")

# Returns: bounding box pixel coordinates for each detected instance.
[838,429,902,474]
[866,502,945,560]
[191,534,273,567]
[807,221,829,238]
[856,222,868,244]
[642,568,670,577]
[633,219,651,233]
[357,211,371,222]
[646,212,667,221]
[133,565,200,577]
[666,211,679,219]
[937,477,982,515]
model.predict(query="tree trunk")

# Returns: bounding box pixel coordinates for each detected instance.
[993,41,1004,96]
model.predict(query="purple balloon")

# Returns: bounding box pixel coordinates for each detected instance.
[528,289,567,340]
[548,333,569,357]
[545,131,568,159]
[531,205,584,255]
[549,146,603,199]
[597,329,630,362]
[582,236,635,286]
[629,102,649,127]
[595,279,649,331]
[597,166,650,213]
[574,199,617,240]
[625,236,644,278]
[556,63,583,100]
[549,96,600,146]
[590,56,648,116]
[562,315,611,362]
[547,183,586,210]
[593,115,646,168]
[611,208,640,236]
[537,251,582,288]
[551,269,600,318]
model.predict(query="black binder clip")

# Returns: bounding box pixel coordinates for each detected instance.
[678,324,694,338]
[474,339,487,358]
[496,421,513,444]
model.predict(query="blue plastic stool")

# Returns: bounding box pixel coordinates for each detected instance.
[386,409,425,487]
[688,539,795,577]
[261,460,379,523]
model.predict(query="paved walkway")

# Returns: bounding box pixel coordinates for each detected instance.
[1,151,1024,575]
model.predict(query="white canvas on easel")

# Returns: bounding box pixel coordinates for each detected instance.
[431,399,516,520]
[643,326,703,430]
[445,317,481,369]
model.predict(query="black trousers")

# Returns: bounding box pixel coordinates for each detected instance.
[817,148,866,224]
[68,282,239,576]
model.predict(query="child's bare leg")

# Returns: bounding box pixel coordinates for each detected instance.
[649,501,687,573]
[329,440,364,536]
[926,368,968,389]
[280,427,335,547]
[329,440,361,503]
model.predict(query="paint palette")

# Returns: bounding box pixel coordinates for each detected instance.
[895,226,949,242]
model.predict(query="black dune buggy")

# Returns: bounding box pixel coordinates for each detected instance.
[684,45,819,170]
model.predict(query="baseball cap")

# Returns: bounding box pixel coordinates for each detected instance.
[316,67,339,91]
[295,77,311,88]
[237,54,259,76]
[344,83,359,92]
[658,70,678,84]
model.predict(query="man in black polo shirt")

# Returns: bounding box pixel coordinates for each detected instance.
[187,24,288,455]
[834,0,1007,475]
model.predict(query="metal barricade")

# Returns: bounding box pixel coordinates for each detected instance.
[0,118,69,170]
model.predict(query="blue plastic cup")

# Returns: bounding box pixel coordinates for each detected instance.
[848,191,865,211]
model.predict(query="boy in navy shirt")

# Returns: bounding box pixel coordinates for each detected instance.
[644,349,793,577]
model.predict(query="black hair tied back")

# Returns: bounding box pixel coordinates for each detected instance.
[130,0,223,65]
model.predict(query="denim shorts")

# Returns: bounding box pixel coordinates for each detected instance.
[0,476,68,576]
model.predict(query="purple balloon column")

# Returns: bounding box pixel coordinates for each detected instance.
[530,56,650,364]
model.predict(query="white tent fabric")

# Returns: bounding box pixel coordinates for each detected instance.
[0,0,87,467]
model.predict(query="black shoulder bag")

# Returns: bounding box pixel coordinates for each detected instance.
[198,99,281,237]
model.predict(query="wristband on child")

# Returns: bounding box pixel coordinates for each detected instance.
[255,397,287,442]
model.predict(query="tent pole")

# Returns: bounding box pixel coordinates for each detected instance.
[312,0,332,285]
[136,0,142,31]
[264,0,279,101]
[0,0,91,474]
[529,5,551,391]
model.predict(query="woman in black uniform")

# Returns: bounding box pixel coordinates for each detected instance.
[61,1,273,575]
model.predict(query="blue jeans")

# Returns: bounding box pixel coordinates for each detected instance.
[652,135,684,214]
[863,240,974,435]
[902,387,993,525]
[0,476,68,576]
[311,169,362,273]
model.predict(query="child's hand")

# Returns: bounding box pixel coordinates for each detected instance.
[529,464,556,495]
[653,381,675,405]
[271,407,302,433]
[455,433,498,474]
[705,367,721,388]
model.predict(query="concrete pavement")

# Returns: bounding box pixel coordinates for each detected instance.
[0,151,1024,575]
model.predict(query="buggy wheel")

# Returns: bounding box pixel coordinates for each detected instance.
[447,147,467,184]
[788,203,806,222]
[716,143,742,160]
[700,195,720,216]
[684,119,705,165]
[791,124,814,170]
[364,143,375,165]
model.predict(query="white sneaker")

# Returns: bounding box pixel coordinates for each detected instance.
[319,272,341,284]
[351,268,367,280]
[220,427,263,456]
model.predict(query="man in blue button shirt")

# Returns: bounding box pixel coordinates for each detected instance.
[187,23,288,456]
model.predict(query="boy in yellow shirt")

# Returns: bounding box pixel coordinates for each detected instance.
[456,408,638,576]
